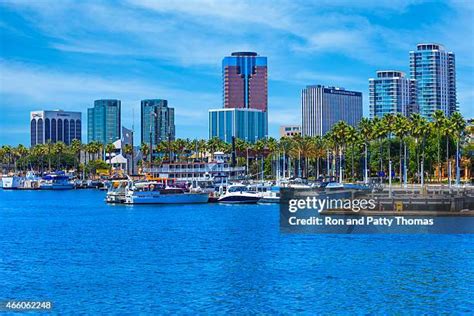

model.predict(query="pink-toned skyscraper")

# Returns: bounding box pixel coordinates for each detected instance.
[223,52,268,112]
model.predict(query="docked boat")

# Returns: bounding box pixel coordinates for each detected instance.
[217,184,261,204]
[105,180,129,203]
[1,175,22,189]
[124,181,209,204]
[247,183,281,204]
[40,174,74,190]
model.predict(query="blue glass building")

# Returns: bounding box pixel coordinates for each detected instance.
[87,99,121,144]
[369,71,417,118]
[140,99,175,146]
[209,108,267,143]
[409,43,456,118]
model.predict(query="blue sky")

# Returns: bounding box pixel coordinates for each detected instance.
[0,0,473,145]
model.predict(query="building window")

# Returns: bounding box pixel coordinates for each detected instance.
[76,120,81,142]
[51,119,57,142]
[64,119,69,145]
[37,118,43,144]
[30,119,37,146]
[45,118,50,142]
[69,119,75,141]
[57,119,63,142]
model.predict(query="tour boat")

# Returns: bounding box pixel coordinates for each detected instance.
[217,184,261,204]
[124,181,209,204]
[40,174,75,190]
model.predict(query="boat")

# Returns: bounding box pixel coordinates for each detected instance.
[247,183,281,204]
[143,152,246,182]
[18,171,41,190]
[124,181,209,204]
[1,175,22,189]
[105,180,129,203]
[40,174,74,190]
[1,172,41,190]
[217,184,261,204]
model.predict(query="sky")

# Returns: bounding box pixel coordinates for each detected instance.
[0,0,473,146]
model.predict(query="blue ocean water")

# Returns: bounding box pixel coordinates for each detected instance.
[0,189,473,314]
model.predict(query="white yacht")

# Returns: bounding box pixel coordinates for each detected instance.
[124,181,209,204]
[247,183,280,204]
[105,180,129,203]
[1,175,22,189]
[217,184,261,204]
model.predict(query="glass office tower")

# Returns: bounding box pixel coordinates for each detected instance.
[409,43,456,118]
[301,85,363,136]
[140,99,175,146]
[369,70,417,118]
[223,52,268,112]
[209,108,267,143]
[87,99,121,144]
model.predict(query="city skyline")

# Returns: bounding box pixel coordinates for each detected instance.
[1,1,473,145]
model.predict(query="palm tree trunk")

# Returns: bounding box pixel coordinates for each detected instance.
[351,143,354,180]
[456,139,460,186]
[399,141,402,187]
[403,141,407,188]
[437,135,441,182]
[364,142,368,184]
[446,136,449,184]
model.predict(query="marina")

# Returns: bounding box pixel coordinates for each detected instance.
[1,188,473,313]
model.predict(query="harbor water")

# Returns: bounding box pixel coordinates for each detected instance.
[1,189,473,314]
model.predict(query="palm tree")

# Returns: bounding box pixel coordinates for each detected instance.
[358,117,373,183]
[372,117,387,182]
[450,112,466,185]
[345,125,359,181]
[105,143,115,174]
[2,145,13,172]
[311,136,325,180]
[123,144,134,175]
[279,137,293,178]
[330,121,351,182]
[70,139,82,175]
[32,144,47,173]
[53,142,66,170]
[410,113,429,184]
[140,143,150,168]
[15,144,29,171]
[265,137,278,178]
[382,114,396,179]
[432,110,447,182]
[393,114,410,186]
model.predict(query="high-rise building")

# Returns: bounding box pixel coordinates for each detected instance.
[209,51,268,143]
[140,99,175,146]
[30,110,82,147]
[301,85,363,136]
[223,52,268,112]
[87,99,121,144]
[209,108,267,143]
[369,70,417,118]
[409,43,457,118]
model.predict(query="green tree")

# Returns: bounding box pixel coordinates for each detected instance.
[450,112,467,185]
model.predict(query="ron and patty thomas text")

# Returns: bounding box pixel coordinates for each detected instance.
[286,197,434,226]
